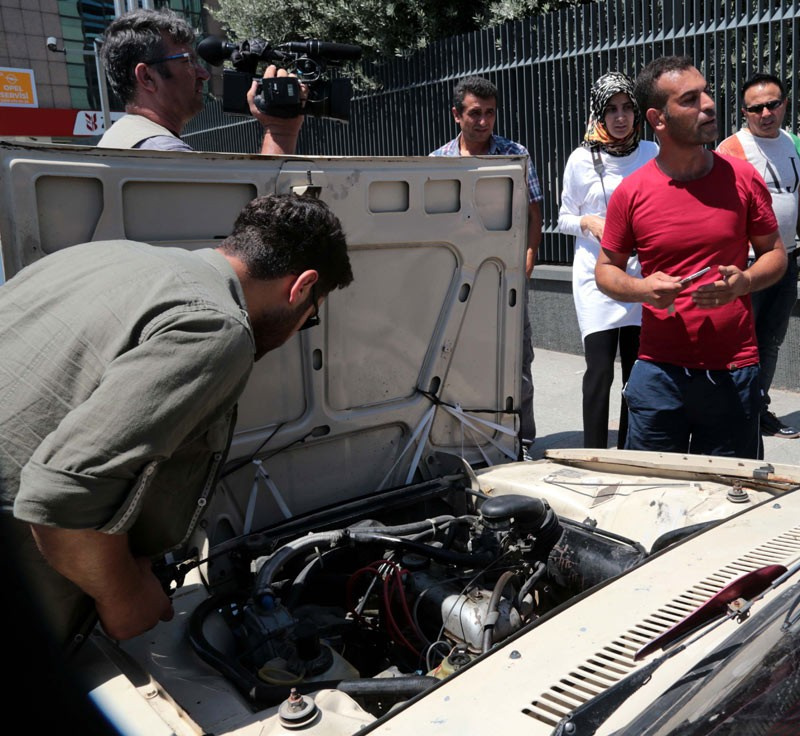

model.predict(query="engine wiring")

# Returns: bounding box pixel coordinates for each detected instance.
[425,640,456,673]
[346,557,428,658]
[424,549,520,660]
[345,548,530,673]
[188,490,646,712]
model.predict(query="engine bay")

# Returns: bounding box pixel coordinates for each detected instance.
[167,476,646,726]
[89,449,794,736]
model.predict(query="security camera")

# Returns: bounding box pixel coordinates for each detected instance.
[46,37,61,53]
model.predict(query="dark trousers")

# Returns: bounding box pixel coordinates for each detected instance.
[752,252,798,410]
[582,326,640,449]
[623,359,763,458]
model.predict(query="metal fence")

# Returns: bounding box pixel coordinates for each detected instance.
[184,0,800,265]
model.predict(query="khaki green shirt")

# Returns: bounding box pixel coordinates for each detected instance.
[0,241,254,558]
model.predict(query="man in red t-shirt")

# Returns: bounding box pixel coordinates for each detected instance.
[595,56,787,458]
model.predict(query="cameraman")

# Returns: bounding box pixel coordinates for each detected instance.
[97,8,304,154]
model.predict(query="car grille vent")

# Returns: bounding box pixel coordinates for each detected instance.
[522,525,800,727]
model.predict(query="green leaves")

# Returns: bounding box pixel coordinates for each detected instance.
[209,0,591,87]
[211,0,589,60]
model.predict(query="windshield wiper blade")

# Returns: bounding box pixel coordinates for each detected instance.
[552,620,738,736]
[551,656,661,736]
[551,564,788,736]
[634,564,786,661]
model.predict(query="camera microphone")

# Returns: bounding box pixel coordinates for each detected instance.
[281,40,362,62]
[197,36,238,66]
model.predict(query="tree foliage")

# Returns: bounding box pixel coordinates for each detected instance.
[209,0,591,60]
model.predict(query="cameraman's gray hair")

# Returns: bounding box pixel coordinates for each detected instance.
[100,8,197,104]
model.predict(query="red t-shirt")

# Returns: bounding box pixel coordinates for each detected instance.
[601,153,777,370]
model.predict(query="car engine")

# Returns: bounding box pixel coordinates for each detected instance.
[184,485,646,722]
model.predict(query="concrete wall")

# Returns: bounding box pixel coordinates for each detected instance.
[528,265,800,392]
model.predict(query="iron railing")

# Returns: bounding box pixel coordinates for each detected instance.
[184,0,800,264]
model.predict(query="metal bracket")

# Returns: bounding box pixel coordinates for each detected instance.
[753,464,775,481]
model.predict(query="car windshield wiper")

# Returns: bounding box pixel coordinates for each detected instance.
[631,563,787,662]
[551,562,798,736]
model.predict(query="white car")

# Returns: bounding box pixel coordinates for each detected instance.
[1,140,799,736]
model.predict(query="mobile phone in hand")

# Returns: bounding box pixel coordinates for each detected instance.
[667,266,712,314]
[678,266,711,286]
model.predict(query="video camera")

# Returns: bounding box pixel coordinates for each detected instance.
[197,36,362,122]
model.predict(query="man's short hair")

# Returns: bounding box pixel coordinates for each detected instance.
[741,72,786,100]
[100,8,197,104]
[452,76,499,113]
[220,195,353,295]
[634,56,695,113]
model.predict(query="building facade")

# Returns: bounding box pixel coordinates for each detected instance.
[0,0,205,140]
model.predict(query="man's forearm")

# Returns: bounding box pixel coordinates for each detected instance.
[30,524,173,640]
[595,261,646,302]
[31,524,138,599]
[526,247,536,278]
[526,202,542,277]
[747,246,788,292]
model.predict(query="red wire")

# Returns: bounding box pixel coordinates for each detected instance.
[345,564,384,627]
[382,560,425,656]
[390,565,425,646]
[345,559,425,656]
[382,568,419,655]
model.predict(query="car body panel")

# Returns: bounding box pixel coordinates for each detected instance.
[0,140,528,520]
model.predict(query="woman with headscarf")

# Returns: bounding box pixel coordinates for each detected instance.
[557,72,658,449]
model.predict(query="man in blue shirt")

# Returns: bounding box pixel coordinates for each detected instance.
[431,76,543,453]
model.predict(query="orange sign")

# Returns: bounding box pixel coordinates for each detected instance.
[0,67,38,107]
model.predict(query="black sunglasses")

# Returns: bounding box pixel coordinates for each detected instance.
[299,284,320,331]
[744,98,784,114]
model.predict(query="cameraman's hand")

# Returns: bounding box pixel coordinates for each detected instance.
[250,65,307,155]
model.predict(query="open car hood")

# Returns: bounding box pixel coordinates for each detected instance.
[0,139,528,524]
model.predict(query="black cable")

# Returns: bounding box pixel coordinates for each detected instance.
[221,422,318,479]
[416,388,518,416]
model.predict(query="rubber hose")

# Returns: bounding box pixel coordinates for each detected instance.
[482,570,517,653]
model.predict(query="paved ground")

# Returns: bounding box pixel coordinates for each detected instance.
[529,348,800,466]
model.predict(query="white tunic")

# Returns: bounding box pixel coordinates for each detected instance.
[557,141,659,341]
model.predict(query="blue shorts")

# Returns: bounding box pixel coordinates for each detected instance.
[622,359,763,458]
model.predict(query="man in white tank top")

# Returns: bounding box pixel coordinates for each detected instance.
[718,73,799,439]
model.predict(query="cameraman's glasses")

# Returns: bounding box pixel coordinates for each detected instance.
[146,51,204,69]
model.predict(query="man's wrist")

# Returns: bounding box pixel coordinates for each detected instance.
[741,269,753,294]
[259,117,302,155]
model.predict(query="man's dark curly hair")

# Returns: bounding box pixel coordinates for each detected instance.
[452,76,500,113]
[100,8,196,104]
[219,195,353,295]
[634,56,695,115]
